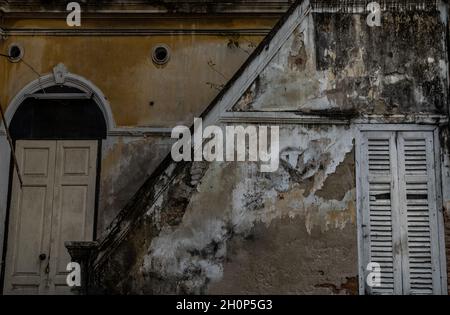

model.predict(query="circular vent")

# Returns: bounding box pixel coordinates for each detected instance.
[152,44,170,65]
[8,44,24,62]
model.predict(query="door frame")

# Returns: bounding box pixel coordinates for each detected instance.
[0,64,113,294]
[0,139,102,294]
[355,124,448,295]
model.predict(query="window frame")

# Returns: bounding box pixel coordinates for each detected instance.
[356,124,448,295]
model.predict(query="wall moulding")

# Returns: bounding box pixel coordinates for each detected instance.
[0,28,273,37]
[219,112,449,126]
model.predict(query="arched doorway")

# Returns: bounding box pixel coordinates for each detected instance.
[0,65,111,294]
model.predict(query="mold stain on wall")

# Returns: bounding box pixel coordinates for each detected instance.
[233,11,448,116]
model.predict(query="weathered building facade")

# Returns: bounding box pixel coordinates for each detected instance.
[1,0,450,295]
[0,0,290,294]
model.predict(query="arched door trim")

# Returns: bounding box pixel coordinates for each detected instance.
[1,63,115,131]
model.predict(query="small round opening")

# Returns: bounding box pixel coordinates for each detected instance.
[8,44,24,62]
[155,47,168,61]
[9,46,21,59]
[152,45,170,65]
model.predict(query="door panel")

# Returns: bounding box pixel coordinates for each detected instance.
[3,140,97,295]
[3,141,56,295]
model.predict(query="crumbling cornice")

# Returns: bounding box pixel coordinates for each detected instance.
[312,0,445,13]
[2,0,442,20]
[0,1,294,17]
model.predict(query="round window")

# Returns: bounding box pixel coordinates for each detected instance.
[152,44,170,65]
[8,43,24,62]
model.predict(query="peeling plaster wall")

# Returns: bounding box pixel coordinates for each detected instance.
[98,125,359,294]
[94,4,450,295]
[148,131,358,295]
[96,124,450,296]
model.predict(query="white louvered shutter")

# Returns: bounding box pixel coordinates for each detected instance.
[397,132,442,295]
[360,131,403,295]
[360,130,444,295]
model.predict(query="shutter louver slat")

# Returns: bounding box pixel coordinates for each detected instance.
[368,139,391,174]
[404,139,427,176]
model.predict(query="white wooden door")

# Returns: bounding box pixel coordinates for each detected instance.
[3,140,98,295]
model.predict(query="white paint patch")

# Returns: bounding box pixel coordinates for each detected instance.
[141,126,356,292]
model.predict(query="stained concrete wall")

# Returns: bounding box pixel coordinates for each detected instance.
[94,3,450,295]
[98,136,175,233]
[234,9,448,115]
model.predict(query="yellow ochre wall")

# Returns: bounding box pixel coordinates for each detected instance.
[0,17,275,127]
[0,15,279,233]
